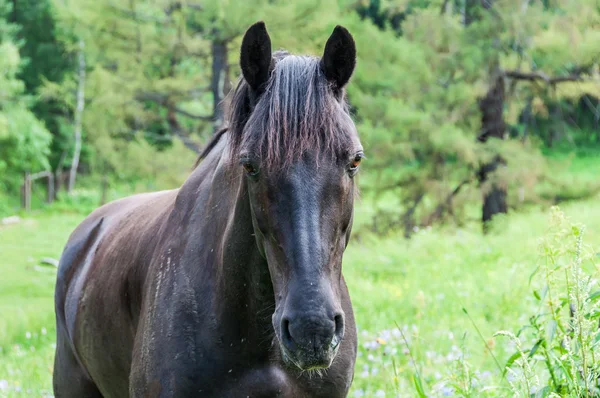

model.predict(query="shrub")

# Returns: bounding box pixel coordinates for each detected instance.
[494,207,600,397]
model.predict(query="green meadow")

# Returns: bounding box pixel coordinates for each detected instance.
[1,187,599,397]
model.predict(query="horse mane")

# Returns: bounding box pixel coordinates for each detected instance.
[193,126,229,168]
[195,51,356,170]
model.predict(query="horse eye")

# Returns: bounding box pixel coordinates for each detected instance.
[350,153,363,170]
[243,162,259,176]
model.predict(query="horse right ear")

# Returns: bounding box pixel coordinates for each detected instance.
[321,25,356,91]
[240,21,272,93]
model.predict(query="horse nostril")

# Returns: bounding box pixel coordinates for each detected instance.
[281,314,343,354]
[281,318,296,351]
[332,314,344,348]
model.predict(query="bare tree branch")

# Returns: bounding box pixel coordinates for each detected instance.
[423,177,473,226]
[165,2,203,15]
[135,90,214,121]
[172,106,213,121]
[68,40,86,193]
[402,192,425,238]
[135,91,168,103]
[503,70,587,84]
[375,176,418,192]
[166,107,201,153]
[135,88,210,103]
[107,4,169,24]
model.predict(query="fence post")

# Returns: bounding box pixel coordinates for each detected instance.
[47,172,55,204]
[24,171,31,212]
[21,179,25,209]
[100,175,109,206]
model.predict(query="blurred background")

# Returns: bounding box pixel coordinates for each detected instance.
[0,0,599,396]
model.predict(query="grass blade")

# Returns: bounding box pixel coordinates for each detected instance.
[395,321,428,397]
[462,307,504,377]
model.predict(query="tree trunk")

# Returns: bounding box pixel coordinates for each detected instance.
[211,37,230,133]
[11,0,17,23]
[479,158,507,225]
[53,149,66,199]
[478,74,507,229]
[46,172,54,204]
[166,106,201,153]
[100,174,109,206]
[23,172,31,212]
[68,40,86,193]
[463,0,479,26]
[402,192,424,239]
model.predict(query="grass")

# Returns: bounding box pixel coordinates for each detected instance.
[346,201,600,397]
[0,194,599,396]
[0,213,83,397]
[535,152,600,203]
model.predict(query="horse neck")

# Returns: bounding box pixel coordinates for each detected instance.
[208,158,275,345]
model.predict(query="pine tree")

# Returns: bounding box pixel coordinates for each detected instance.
[45,0,343,172]
[10,0,75,172]
[0,0,52,191]
[342,0,599,234]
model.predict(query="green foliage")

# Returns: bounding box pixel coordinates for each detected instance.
[2,0,597,217]
[348,0,599,230]
[0,0,598,219]
[44,0,339,168]
[11,0,74,171]
[0,0,52,191]
[0,105,52,184]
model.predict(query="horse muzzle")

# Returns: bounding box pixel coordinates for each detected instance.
[277,312,345,370]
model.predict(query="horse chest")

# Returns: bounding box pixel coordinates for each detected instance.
[132,338,348,397]
[147,362,346,398]
[197,365,297,397]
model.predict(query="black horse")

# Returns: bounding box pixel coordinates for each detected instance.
[53,21,363,397]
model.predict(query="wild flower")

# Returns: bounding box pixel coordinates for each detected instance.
[353,207,599,397]
[493,330,540,396]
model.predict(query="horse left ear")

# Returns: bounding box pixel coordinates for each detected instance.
[321,25,356,91]
[240,21,272,92]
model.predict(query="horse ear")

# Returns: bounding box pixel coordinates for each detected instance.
[240,21,272,92]
[321,25,356,90]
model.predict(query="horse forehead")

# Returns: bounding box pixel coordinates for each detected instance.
[273,159,340,186]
